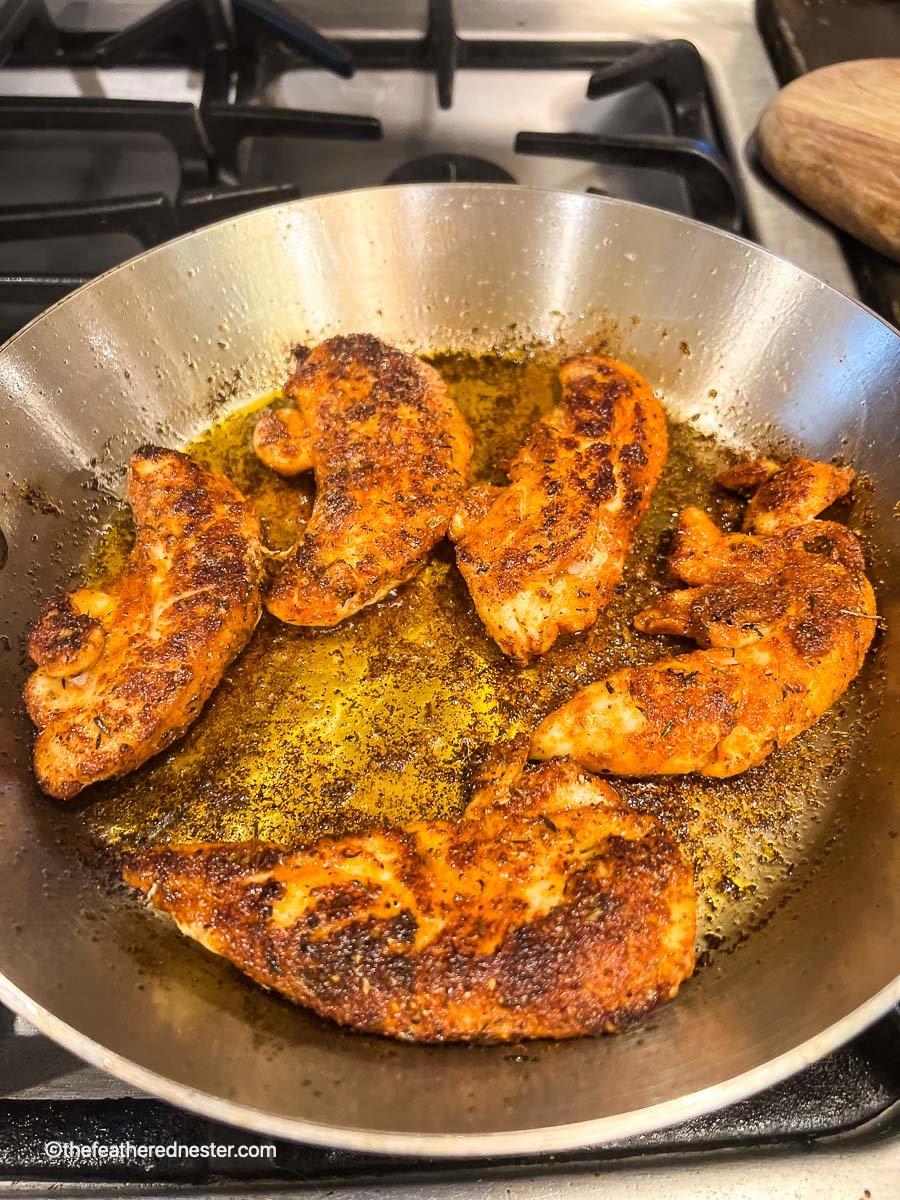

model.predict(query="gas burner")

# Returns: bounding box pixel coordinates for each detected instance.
[385,154,516,184]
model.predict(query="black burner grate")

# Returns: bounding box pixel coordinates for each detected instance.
[0,0,747,339]
[517,38,741,232]
[0,182,305,332]
[385,153,516,185]
[516,130,739,232]
[0,0,382,335]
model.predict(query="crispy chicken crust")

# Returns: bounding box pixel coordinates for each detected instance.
[25,447,263,800]
[123,747,695,1043]
[449,356,667,662]
[256,335,473,627]
[532,458,876,778]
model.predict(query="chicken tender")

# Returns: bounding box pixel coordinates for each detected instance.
[123,745,695,1043]
[256,335,473,626]
[25,447,263,799]
[532,459,875,778]
[449,356,667,662]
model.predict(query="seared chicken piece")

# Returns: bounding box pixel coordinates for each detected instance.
[255,335,473,626]
[449,356,667,662]
[717,457,854,536]
[124,745,695,1043]
[532,458,875,778]
[25,447,263,800]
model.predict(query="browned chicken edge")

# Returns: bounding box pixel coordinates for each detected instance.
[531,458,876,778]
[449,355,668,662]
[254,334,474,628]
[124,750,696,1043]
[24,446,264,800]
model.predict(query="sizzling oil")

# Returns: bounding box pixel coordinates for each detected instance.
[82,353,866,951]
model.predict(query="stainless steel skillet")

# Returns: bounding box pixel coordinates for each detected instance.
[0,184,897,1156]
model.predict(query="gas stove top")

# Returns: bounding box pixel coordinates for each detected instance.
[0,1,897,1196]
[0,0,870,344]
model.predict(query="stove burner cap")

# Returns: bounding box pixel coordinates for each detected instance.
[385,154,516,185]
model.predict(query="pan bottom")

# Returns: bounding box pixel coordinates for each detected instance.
[80,349,877,963]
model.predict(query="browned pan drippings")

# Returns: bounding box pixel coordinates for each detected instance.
[80,351,879,956]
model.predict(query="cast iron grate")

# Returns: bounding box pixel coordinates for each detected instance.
[0,0,744,337]
[0,181,306,328]
[0,0,381,332]
[3,0,382,182]
[516,37,741,232]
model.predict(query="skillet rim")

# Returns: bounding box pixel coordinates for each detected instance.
[1,183,898,360]
[1,970,898,1155]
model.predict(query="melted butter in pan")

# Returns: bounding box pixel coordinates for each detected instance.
[82,353,871,951]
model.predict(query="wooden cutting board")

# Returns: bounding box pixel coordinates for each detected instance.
[757,58,900,262]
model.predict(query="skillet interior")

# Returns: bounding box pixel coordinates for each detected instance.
[0,185,897,1155]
